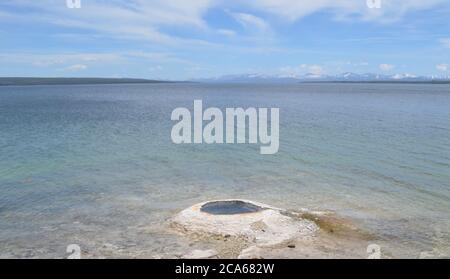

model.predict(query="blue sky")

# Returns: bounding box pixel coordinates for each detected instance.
[0,0,450,80]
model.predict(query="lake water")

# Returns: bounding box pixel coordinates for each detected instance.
[0,83,449,258]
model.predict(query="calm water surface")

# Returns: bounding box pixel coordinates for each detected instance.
[0,83,449,258]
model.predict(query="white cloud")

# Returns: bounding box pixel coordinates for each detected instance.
[247,0,447,22]
[217,29,236,36]
[279,64,324,77]
[436,64,448,71]
[379,63,395,71]
[16,53,120,67]
[229,12,270,32]
[65,64,88,71]
[149,65,163,72]
[0,51,187,69]
[248,0,353,21]
[309,65,324,75]
[1,0,447,47]
[0,0,216,45]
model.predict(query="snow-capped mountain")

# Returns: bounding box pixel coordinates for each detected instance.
[193,72,449,83]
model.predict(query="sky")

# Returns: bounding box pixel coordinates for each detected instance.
[0,0,450,80]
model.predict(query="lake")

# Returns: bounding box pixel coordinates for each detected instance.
[0,83,449,258]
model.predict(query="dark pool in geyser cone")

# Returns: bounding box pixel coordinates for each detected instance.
[200,201,264,215]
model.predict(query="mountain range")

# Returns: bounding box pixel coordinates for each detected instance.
[193,72,450,83]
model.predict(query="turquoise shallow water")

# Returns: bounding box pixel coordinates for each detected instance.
[0,83,449,258]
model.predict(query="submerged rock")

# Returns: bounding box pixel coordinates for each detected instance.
[170,199,318,247]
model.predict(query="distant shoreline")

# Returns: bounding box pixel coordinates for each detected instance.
[1,77,449,86]
[0,77,176,86]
